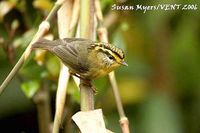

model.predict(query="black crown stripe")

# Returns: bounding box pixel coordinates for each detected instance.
[93,42,125,59]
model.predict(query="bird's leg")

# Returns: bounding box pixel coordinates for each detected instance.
[68,70,82,79]
[86,80,97,93]
[69,70,97,93]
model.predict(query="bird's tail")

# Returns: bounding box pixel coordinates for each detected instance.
[32,38,55,50]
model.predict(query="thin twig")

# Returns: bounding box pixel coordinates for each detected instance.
[80,0,95,111]
[95,0,130,132]
[0,0,65,95]
[109,72,130,133]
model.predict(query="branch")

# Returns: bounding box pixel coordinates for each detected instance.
[0,0,65,95]
[80,80,94,111]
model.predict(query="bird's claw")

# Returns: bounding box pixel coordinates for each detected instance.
[69,70,97,94]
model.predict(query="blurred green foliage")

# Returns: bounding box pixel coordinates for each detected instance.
[21,80,40,98]
[0,0,200,132]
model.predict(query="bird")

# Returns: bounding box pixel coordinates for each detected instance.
[32,38,127,81]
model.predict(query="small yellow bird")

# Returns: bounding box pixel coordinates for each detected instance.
[32,38,127,80]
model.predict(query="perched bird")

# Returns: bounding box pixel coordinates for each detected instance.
[32,38,127,80]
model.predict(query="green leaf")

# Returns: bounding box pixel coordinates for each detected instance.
[11,19,19,30]
[46,56,60,77]
[120,22,129,31]
[21,80,40,98]
[33,0,53,12]
[67,81,80,103]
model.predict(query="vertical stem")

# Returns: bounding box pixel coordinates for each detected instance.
[80,0,95,38]
[33,83,52,133]
[80,0,95,111]
[53,1,73,133]
[80,80,94,111]
[53,0,80,132]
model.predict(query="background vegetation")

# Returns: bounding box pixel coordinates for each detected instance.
[0,0,200,132]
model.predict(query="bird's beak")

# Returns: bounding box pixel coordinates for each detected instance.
[119,61,128,66]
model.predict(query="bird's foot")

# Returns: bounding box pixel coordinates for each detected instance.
[69,70,97,94]
[80,80,97,94]
[69,70,82,79]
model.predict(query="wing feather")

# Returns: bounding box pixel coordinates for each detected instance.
[49,39,90,73]
[33,38,92,74]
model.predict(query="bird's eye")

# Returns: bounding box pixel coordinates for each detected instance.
[108,55,114,60]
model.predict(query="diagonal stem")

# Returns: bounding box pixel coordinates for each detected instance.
[95,0,130,132]
[0,0,65,95]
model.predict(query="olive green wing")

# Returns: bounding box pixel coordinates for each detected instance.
[33,38,92,73]
[51,39,89,73]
